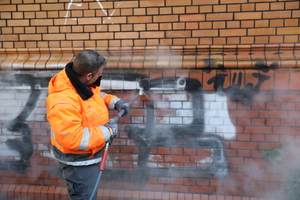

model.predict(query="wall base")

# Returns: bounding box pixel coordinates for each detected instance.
[0,184,279,200]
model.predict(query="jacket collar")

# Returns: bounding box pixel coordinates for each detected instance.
[65,62,93,100]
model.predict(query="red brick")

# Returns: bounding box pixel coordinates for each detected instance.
[229,110,259,118]
[41,3,64,10]
[103,17,127,24]
[140,0,165,7]
[67,33,90,40]
[169,148,183,155]
[237,150,251,157]
[0,177,21,184]
[153,15,178,22]
[278,27,300,35]
[265,182,279,190]
[47,186,55,200]
[90,32,113,40]
[190,186,216,194]
[24,185,34,200]
[0,184,9,199]
[0,5,16,11]
[192,30,218,37]
[18,4,40,11]
[221,0,247,3]
[14,185,23,199]
[0,34,18,41]
[115,32,139,39]
[115,1,138,8]
[61,187,68,199]
[248,28,276,36]
[293,10,300,18]
[69,2,88,10]
[273,71,289,90]
[21,185,29,200]
[128,16,152,23]
[165,185,190,193]
[207,13,233,21]
[166,30,191,38]
[180,14,205,22]
[183,148,196,155]
[251,118,265,126]
[244,126,272,134]
[53,18,77,26]
[7,185,16,200]
[140,31,164,38]
[281,102,296,110]
[237,133,251,141]
[274,127,300,135]
[53,186,62,200]
[164,155,189,162]
[193,0,219,5]
[78,17,101,25]
[281,135,298,144]
[235,12,262,20]
[160,7,172,15]
[43,34,65,40]
[166,0,191,6]
[157,147,171,154]
[220,29,246,37]
[263,11,291,19]
[7,19,30,26]
[251,134,265,142]
[259,110,288,118]
[230,142,258,150]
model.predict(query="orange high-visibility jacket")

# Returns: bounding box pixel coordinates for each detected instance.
[46,67,120,166]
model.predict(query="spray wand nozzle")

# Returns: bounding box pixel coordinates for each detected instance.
[109,88,144,124]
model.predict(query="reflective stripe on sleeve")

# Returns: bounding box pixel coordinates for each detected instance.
[99,126,111,142]
[78,127,91,151]
[51,129,62,147]
[51,129,56,139]
[100,92,106,98]
[109,97,121,110]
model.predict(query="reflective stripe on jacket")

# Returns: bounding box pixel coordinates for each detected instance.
[46,68,120,165]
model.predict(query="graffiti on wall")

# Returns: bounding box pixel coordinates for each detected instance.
[0,74,49,173]
[124,77,229,178]
[0,68,270,181]
[205,61,274,104]
[63,0,122,31]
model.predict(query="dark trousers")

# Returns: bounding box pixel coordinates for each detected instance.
[59,163,100,200]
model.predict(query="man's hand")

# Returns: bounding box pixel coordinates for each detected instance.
[115,99,130,116]
[105,123,118,138]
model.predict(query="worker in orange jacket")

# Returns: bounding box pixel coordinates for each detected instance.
[46,49,130,200]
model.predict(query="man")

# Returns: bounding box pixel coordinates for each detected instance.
[46,49,130,200]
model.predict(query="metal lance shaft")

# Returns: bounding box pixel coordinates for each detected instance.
[89,88,143,200]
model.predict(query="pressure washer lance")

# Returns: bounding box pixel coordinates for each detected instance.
[89,88,143,200]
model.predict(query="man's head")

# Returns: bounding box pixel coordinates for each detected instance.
[73,49,107,86]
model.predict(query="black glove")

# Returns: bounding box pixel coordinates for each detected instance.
[105,123,118,139]
[115,99,130,116]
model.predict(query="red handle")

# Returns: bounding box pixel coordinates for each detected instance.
[100,149,109,171]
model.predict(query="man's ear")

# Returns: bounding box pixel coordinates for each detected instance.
[86,72,93,81]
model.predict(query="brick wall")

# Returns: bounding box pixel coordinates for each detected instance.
[0,0,299,48]
[0,0,300,200]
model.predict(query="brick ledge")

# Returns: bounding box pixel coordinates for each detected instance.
[0,44,299,70]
